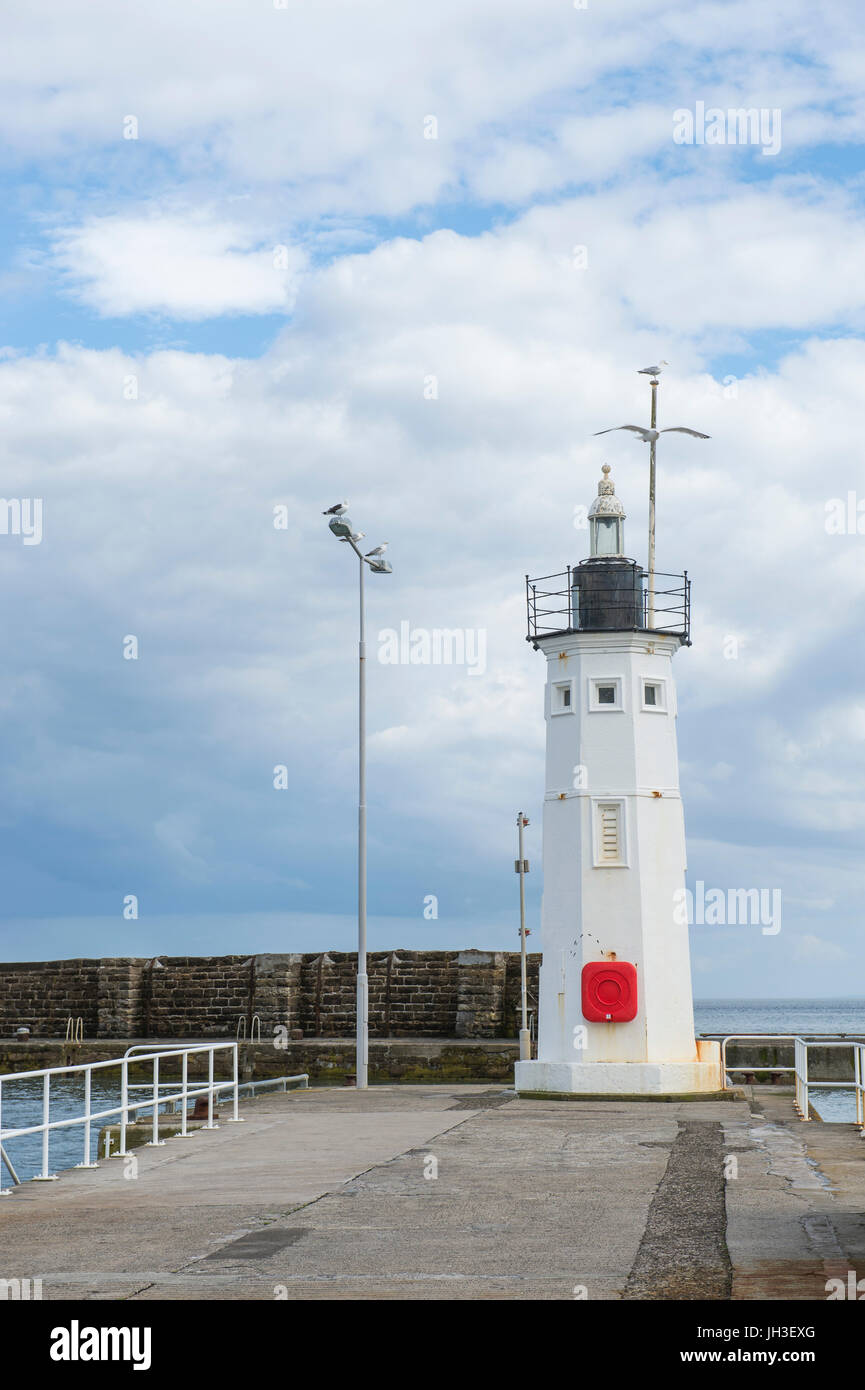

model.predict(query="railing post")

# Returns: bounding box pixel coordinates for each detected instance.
[204,1047,217,1129]
[796,1039,810,1120]
[32,1072,58,1180]
[0,1082,4,1194]
[119,1057,129,1156]
[75,1066,98,1169]
[41,1073,50,1178]
[180,1051,189,1136]
[684,571,690,642]
[227,1043,243,1123]
[803,1042,809,1119]
[147,1054,165,1146]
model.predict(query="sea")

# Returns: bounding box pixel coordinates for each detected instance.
[1,1000,862,1186]
[695,998,865,1122]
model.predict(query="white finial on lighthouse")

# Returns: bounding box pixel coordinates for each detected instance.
[588,464,625,556]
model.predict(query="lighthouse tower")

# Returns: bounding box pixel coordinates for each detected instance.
[514,466,721,1095]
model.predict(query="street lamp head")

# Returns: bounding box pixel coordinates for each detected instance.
[368,559,392,574]
[328,515,354,538]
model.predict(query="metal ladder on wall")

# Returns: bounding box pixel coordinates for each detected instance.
[65,1016,84,1044]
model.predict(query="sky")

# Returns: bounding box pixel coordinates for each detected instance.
[0,0,863,995]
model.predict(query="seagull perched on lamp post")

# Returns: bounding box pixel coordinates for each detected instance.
[594,367,709,628]
[322,500,349,516]
[364,543,388,558]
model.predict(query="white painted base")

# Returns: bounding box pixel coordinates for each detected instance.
[514,1051,723,1097]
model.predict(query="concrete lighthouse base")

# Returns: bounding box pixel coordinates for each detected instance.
[514,1042,723,1098]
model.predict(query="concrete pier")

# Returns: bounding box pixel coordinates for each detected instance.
[1,1084,863,1300]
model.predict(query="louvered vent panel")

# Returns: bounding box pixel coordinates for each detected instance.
[598,803,621,862]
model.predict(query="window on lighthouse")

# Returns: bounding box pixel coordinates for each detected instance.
[552,681,574,714]
[589,676,623,711]
[642,680,666,712]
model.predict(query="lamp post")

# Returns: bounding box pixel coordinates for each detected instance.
[593,368,709,630]
[325,505,392,1090]
[516,812,531,1061]
[647,375,659,628]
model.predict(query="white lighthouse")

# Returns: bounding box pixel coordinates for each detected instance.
[514,465,722,1096]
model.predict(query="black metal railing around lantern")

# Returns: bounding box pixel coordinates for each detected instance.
[525,563,691,645]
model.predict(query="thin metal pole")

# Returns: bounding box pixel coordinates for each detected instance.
[32,1072,58,1179]
[0,1144,20,1187]
[180,1052,188,1136]
[75,1066,98,1167]
[327,514,390,1091]
[119,1058,128,1155]
[84,1067,90,1164]
[152,1055,159,1144]
[41,1073,50,1177]
[147,1054,165,1145]
[357,553,368,1089]
[647,376,658,628]
[227,1042,242,1122]
[206,1048,217,1128]
[517,813,530,1061]
[802,1041,810,1120]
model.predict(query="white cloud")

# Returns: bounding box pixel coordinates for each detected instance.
[52,211,305,318]
[1,213,865,947]
[2,0,865,219]
[793,934,848,962]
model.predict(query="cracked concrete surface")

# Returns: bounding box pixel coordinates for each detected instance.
[1,1083,863,1300]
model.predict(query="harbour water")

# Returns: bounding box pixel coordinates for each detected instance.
[694,998,865,1037]
[695,998,865,1122]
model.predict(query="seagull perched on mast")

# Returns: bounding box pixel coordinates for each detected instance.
[364,543,388,558]
[637,360,668,377]
[593,424,709,443]
[322,500,349,515]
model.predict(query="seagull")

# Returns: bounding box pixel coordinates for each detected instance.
[322,500,349,515]
[637,361,668,377]
[339,531,365,542]
[365,543,388,558]
[593,425,710,443]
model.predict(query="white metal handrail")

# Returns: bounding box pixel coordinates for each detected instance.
[720,1034,798,1084]
[793,1039,865,1124]
[64,1016,84,1044]
[0,1042,241,1191]
[127,1073,309,1110]
[720,1033,865,1129]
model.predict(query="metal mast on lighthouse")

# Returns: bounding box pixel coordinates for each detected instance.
[516,376,720,1096]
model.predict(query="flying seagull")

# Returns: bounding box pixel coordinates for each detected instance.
[637,361,668,376]
[322,500,349,515]
[365,543,388,558]
[593,425,710,443]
